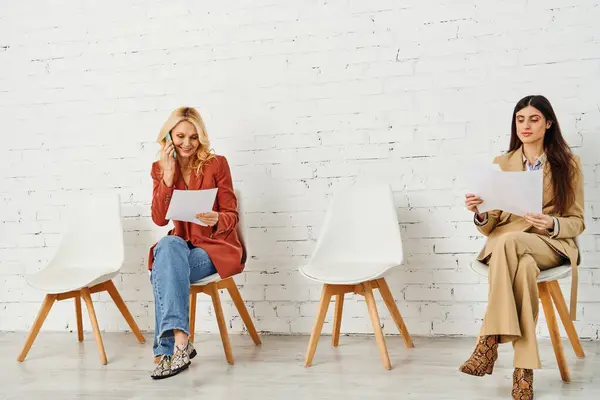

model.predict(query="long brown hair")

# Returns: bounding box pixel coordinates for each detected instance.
[509,95,575,215]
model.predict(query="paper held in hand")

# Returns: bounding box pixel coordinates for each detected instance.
[463,169,543,217]
[165,188,218,226]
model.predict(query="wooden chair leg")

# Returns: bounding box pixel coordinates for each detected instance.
[304,284,333,367]
[548,280,585,358]
[223,278,261,345]
[364,282,392,370]
[332,294,344,347]
[189,291,197,343]
[377,278,414,348]
[105,280,145,344]
[75,294,84,342]
[17,294,57,362]
[209,283,234,365]
[81,288,108,365]
[539,282,569,382]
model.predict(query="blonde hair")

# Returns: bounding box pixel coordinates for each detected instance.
[157,106,215,173]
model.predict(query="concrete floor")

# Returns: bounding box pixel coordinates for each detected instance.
[1,332,598,399]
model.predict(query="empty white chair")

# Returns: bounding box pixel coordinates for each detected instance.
[470,257,585,382]
[188,189,261,365]
[17,193,145,365]
[300,182,414,370]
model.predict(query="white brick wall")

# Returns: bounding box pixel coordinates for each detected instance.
[1,0,599,340]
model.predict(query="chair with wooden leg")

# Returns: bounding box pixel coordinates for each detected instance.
[17,193,145,365]
[470,260,585,382]
[300,182,415,370]
[188,189,261,364]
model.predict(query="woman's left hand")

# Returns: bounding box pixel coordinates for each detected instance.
[196,211,219,227]
[524,212,554,230]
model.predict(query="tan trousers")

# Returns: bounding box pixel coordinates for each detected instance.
[480,232,565,369]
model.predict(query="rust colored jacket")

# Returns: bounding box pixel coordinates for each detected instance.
[148,155,244,279]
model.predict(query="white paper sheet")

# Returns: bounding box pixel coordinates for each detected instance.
[463,169,543,217]
[165,188,218,226]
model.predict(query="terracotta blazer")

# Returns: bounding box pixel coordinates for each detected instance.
[476,146,585,320]
[148,155,245,279]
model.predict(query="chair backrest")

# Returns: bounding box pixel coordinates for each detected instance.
[234,188,248,263]
[309,182,404,267]
[47,192,124,271]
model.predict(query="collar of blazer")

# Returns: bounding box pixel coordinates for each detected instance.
[497,146,529,171]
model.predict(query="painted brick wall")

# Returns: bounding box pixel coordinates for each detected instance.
[1,0,599,340]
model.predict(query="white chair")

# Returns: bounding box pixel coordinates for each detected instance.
[300,182,414,370]
[470,259,585,382]
[188,189,261,365]
[17,193,145,365]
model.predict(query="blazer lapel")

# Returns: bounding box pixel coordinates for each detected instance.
[173,165,186,190]
[542,161,553,206]
[190,167,202,189]
[502,146,525,172]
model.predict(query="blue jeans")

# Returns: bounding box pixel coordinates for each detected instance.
[151,236,217,356]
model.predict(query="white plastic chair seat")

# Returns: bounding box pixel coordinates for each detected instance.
[190,273,222,286]
[299,262,399,285]
[25,193,124,295]
[27,267,119,294]
[299,182,404,286]
[470,260,572,282]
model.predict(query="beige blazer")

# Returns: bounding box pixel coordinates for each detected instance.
[476,146,585,320]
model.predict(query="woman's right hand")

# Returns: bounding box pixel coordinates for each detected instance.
[465,193,484,218]
[159,142,177,187]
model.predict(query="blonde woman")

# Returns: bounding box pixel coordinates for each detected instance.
[148,107,244,379]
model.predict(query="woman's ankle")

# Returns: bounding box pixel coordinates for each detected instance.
[173,329,189,347]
